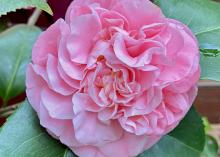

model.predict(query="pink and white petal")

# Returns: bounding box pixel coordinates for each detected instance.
[98,106,118,121]
[46,54,75,95]
[100,132,161,157]
[158,20,199,83]
[60,121,82,147]
[66,0,121,22]
[114,34,164,68]
[26,64,45,112]
[73,111,123,146]
[57,63,80,89]
[39,102,67,137]
[124,88,162,117]
[32,19,69,65]
[135,69,159,91]
[72,146,106,157]
[58,37,84,81]
[67,13,101,64]
[72,93,101,114]
[112,0,165,30]
[41,87,73,119]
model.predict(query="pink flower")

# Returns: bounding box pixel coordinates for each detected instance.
[26,0,200,157]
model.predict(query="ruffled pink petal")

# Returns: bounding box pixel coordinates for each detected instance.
[67,13,101,64]
[41,87,73,119]
[66,0,121,22]
[112,0,164,30]
[39,103,68,137]
[46,54,75,95]
[58,36,84,81]
[158,19,199,83]
[32,19,69,65]
[73,111,123,146]
[26,65,45,112]
[72,93,101,114]
[114,34,164,68]
[100,132,161,157]
[125,87,163,117]
[60,122,82,147]
[72,146,106,157]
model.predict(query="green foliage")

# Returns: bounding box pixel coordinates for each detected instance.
[139,107,205,157]
[0,101,76,157]
[0,0,52,17]
[0,25,41,104]
[201,135,218,157]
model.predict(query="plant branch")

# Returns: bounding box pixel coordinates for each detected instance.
[0,103,21,118]
[27,8,42,26]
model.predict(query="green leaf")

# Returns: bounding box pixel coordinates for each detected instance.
[0,24,41,104]
[201,135,218,157]
[155,0,220,81]
[200,50,220,81]
[0,0,53,16]
[0,20,7,33]
[202,117,212,134]
[139,107,205,157]
[0,101,77,157]
[199,43,220,81]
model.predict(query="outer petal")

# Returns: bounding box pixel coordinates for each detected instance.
[66,0,121,22]
[26,65,45,112]
[46,54,75,95]
[158,19,199,83]
[73,111,123,146]
[41,87,73,119]
[39,102,68,137]
[112,0,165,30]
[72,146,106,157]
[100,132,161,157]
[67,13,101,64]
[32,19,69,65]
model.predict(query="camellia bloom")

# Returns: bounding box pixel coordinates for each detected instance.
[26,0,200,157]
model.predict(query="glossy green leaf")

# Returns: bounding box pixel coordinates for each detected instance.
[155,0,220,81]
[0,24,41,104]
[0,101,77,157]
[201,135,218,157]
[139,107,205,157]
[0,0,52,16]
[200,45,220,81]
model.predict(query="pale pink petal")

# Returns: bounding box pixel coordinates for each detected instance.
[113,0,164,30]
[114,34,164,68]
[26,65,45,112]
[100,132,161,157]
[32,19,69,65]
[72,146,106,157]
[73,112,123,146]
[72,93,101,114]
[58,36,84,81]
[46,54,75,95]
[41,87,73,119]
[60,122,82,147]
[67,13,101,64]
[39,103,68,136]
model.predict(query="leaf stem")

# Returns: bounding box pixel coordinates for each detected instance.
[0,103,21,118]
[27,9,42,26]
